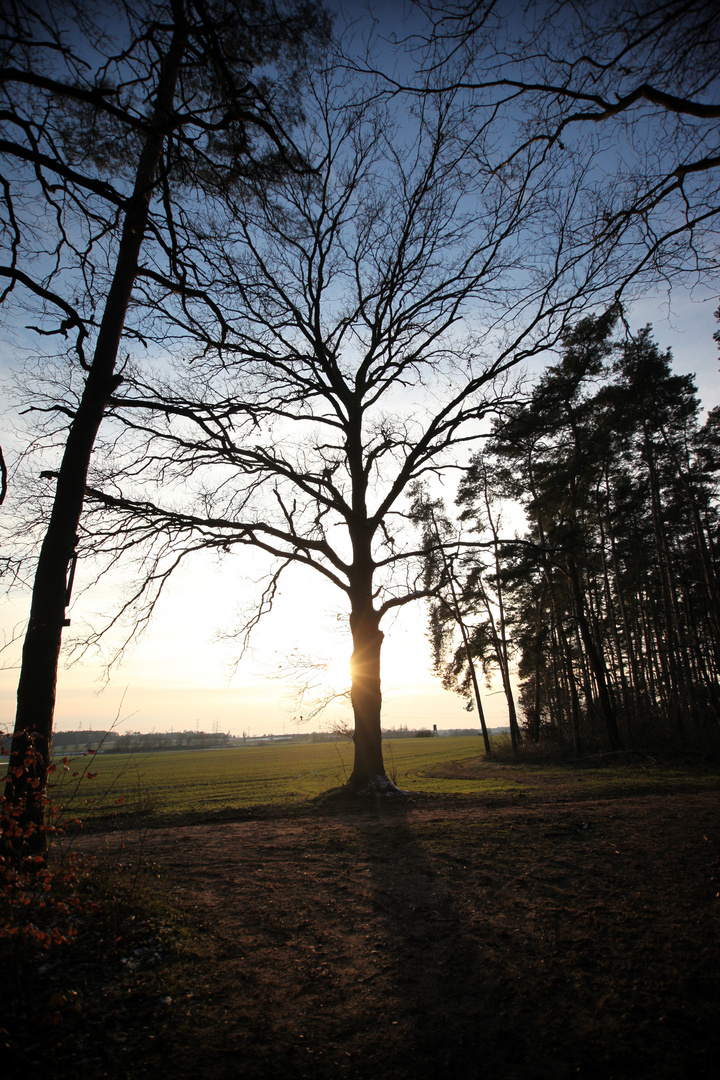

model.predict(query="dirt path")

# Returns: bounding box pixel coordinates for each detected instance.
[46,785,719,1080]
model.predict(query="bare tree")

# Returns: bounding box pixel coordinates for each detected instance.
[0,0,329,854]
[391,0,720,296]
[78,63,638,792]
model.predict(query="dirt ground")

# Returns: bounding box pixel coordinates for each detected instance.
[5,767,720,1080]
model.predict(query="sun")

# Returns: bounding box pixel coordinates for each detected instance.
[319,651,352,695]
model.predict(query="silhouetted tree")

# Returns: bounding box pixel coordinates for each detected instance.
[75,58,624,792]
[464,313,720,751]
[409,486,494,755]
[1,0,329,855]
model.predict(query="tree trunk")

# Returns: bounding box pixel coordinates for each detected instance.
[439,548,493,756]
[528,591,547,742]
[566,555,622,751]
[460,619,492,756]
[4,14,188,860]
[644,428,693,721]
[347,606,396,792]
[554,600,583,753]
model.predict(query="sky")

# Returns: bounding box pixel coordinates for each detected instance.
[1,1,718,740]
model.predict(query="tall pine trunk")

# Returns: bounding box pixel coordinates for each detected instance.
[566,555,622,750]
[4,14,188,858]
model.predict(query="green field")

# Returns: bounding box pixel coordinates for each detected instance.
[45,736,720,825]
[48,736,494,822]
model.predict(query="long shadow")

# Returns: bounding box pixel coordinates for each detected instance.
[60,789,720,1080]
[347,797,539,1080]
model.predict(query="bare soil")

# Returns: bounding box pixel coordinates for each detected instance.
[5,766,720,1080]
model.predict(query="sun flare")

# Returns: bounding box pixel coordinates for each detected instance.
[319,652,352,694]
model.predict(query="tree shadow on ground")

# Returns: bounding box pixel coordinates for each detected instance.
[9,790,720,1080]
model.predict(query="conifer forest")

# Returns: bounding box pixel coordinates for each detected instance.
[422,312,720,754]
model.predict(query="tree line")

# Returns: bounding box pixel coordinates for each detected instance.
[420,312,720,754]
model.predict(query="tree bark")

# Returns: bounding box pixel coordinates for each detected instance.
[347,605,396,792]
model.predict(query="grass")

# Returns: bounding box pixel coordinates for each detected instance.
[44,735,720,826]
[48,736,486,822]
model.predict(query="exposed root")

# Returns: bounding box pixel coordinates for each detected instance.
[349,772,407,796]
[312,775,408,809]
